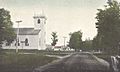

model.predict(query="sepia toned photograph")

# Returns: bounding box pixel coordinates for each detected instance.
[0,0,120,72]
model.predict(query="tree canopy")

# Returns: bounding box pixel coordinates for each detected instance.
[82,38,92,51]
[51,32,58,46]
[0,8,15,46]
[94,0,120,53]
[68,31,83,51]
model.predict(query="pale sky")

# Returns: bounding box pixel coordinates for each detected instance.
[0,0,115,45]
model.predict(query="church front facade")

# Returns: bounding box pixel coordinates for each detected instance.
[2,14,47,50]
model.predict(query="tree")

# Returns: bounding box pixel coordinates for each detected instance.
[0,8,16,47]
[82,38,92,51]
[68,31,83,51]
[92,36,102,51]
[51,32,58,46]
[95,0,120,53]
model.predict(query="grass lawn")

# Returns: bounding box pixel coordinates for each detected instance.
[0,53,57,72]
[94,53,117,71]
[94,53,111,62]
[1,49,74,56]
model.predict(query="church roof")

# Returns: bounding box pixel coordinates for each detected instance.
[14,28,40,35]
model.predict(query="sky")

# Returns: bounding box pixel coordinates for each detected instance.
[0,0,116,45]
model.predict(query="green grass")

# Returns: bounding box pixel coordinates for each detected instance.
[0,53,57,72]
[1,49,74,54]
[94,53,111,61]
[0,49,74,72]
[93,53,120,72]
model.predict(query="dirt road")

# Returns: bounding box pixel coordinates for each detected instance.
[34,52,110,72]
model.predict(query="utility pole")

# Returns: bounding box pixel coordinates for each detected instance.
[16,20,22,53]
[118,42,120,55]
[63,36,67,48]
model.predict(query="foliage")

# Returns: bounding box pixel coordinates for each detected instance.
[82,38,92,51]
[94,0,120,54]
[0,8,16,46]
[51,32,58,46]
[92,36,101,51]
[68,31,83,51]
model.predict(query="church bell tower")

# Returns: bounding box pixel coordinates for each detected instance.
[33,14,47,50]
[33,14,47,30]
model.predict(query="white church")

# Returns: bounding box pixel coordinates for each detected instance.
[2,14,47,50]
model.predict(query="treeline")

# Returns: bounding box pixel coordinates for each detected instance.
[93,0,120,54]
[68,0,120,54]
[0,8,16,47]
[68,31,93,51]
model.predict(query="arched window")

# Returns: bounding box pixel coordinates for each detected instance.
[25,38,29,46]
[15,38,20,46]
[38,19,40,24]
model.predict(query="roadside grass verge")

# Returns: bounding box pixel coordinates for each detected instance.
[94,53,115,71]
[94,53,111,61]
[0,53,57,72]
[1,49,74,56]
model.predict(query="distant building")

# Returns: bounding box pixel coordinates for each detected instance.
[2,14,47,50]
[54,46,62,51]
[52,46,74,51]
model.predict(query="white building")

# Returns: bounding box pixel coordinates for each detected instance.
[2,14,47,50]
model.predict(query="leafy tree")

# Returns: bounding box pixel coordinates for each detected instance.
[82,38,92,51]
[68,31,83,51]
[95,0,120,53]
[92,36,102,51]
[51,32,58,46]
[0,8,16,47]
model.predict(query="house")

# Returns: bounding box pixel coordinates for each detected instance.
[53,46,75,51]
[53,46,62,51]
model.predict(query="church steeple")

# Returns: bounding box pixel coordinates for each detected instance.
[33,14,47,30]
[33,13,47,50]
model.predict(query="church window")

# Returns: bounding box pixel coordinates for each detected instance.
[38,19,40,24]
[18,43,20,46]
[6,43,10,46]
[15,38,20,46]
[15,43,20,46]
[25,38,29,46]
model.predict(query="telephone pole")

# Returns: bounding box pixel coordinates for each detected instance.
[63,36,67,48]
[16,20,22,53]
